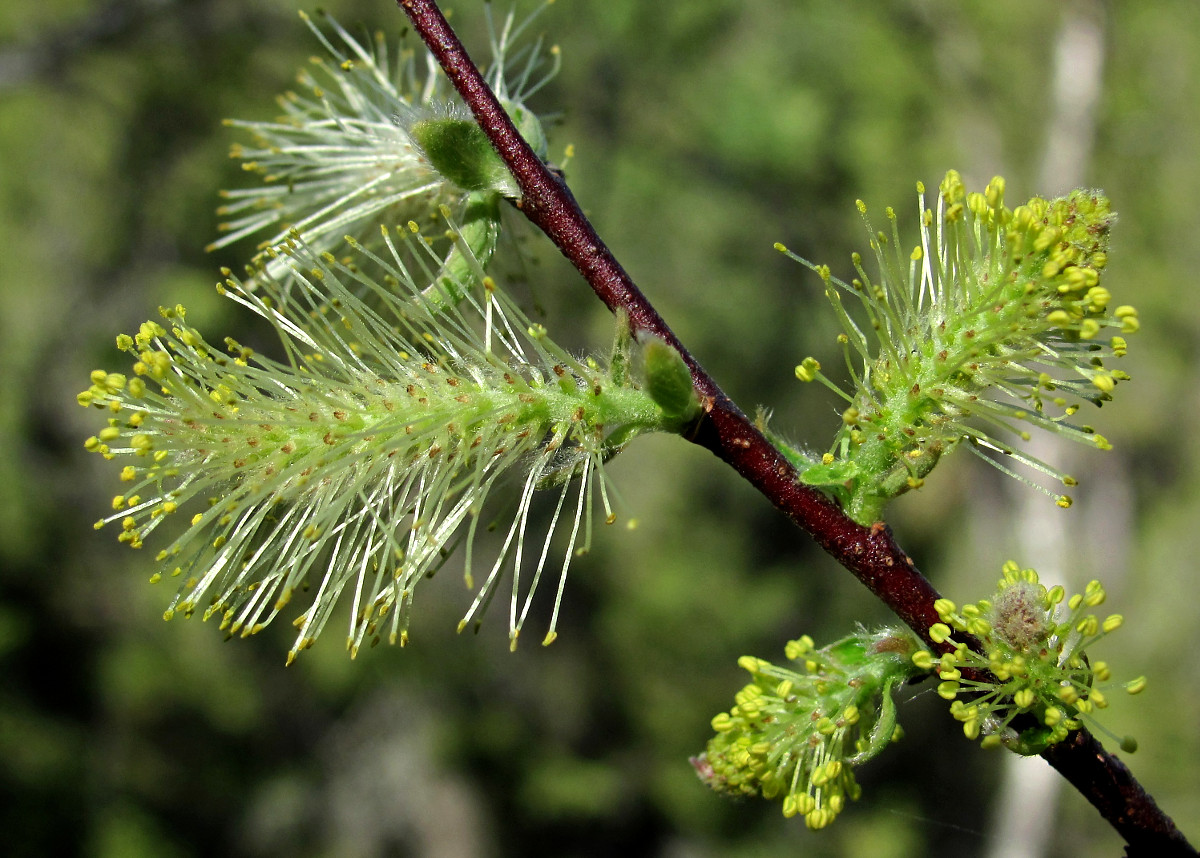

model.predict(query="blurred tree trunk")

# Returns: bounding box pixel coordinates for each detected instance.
[982,3,1127,857]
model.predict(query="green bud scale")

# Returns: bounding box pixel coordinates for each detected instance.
[409,117,521,197]
[638,334,700,423]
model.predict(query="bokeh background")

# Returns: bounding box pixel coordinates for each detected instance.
[2,0,1198,856]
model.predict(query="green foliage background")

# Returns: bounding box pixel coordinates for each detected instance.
[2,0,1198,855]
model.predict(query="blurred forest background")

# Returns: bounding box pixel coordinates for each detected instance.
[2,0,1199,856]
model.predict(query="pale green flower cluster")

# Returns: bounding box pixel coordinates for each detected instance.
[82,225,680,661]
[209,5,558,286]
[781,171,1136,524]
[702,171,1148,830]
[696,564,1143,830]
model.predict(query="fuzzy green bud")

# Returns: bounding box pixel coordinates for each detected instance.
[640,335,699,422]
[410,117,521,197]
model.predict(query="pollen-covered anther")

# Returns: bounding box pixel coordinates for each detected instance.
[795,357,821,382]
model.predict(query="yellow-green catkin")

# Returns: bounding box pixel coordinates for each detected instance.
[923,561,1143,755]
[781,172,1134,524]
[80,230,675,663]
[695,628,924,830]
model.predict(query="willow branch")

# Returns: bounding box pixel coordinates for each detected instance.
[1043,731,1194,856]
[394,0,1194,853]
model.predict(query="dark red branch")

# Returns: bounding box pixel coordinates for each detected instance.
[394,1,1194,853]
[1044,730,1194,856]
